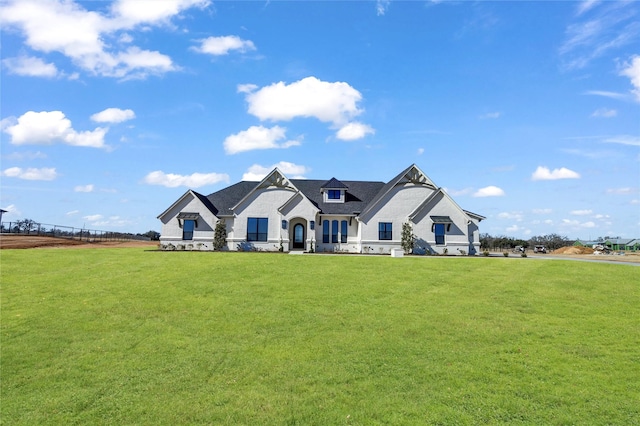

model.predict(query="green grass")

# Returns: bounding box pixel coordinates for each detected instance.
[2,249,639,425]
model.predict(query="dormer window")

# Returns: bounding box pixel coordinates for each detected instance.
[321,177,348,204]
[328,190,341,200]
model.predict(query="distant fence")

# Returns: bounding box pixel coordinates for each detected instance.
[1,221,150,243]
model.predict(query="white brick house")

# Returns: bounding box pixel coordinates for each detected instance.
[157,164,484,254]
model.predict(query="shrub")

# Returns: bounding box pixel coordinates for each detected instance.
[503,252,509,257]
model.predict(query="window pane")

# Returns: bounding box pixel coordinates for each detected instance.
[328,190,340,199]
[379,222,392,240]
[183,220,194,240]
[332,220,338,243]
[341,220,347,243]
[435,223,445,245]
[247,218,268,242]
[323,220,329,243]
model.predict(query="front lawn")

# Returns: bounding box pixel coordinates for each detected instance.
[2,249,638,424]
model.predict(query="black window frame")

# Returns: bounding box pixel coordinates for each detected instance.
[182,219,195,240]
[341,220,348,243]
[378,222,392,240]
[322,220,330,243]
[247,217,268,242]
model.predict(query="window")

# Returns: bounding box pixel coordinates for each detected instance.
[434,223,445,245]
[332,220,339,243]
[310,221,315,230]
[247,218,268,242]
[282,220,287,230]
[379,222,392,240]
[183,219,195,240]
[323,220,330,243]
[341,220,348,243]
[328,190,341,199]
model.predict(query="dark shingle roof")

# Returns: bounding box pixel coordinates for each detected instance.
[205,179,385,216]
[320,177,349,189]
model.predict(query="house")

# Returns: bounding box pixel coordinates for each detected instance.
[157,164,485,254]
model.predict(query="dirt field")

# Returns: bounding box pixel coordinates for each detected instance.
[0,235,158,250]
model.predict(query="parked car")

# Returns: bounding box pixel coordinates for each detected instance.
[533,245,546,253]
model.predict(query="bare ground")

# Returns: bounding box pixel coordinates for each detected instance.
[0,234,158,250]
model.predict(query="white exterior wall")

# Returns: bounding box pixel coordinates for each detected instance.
[228,188,300,251]
[158,193,218,251]
[411,192,473,255]
[279,192,319,251]
[359,184,433,254]
[315,216,358,253]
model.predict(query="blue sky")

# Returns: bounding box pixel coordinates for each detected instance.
[1,0,638,239]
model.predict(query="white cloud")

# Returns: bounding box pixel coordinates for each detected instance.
[590,108,617,118]
[576,0,600,16]
[91,108,135,123]
[606,187,638,195]
[571,209,593,215]
[479,111,501,119]
[143,170,229,188]
[66,210,80,216]
[603,135,640,146]
[83,214,104,222]
[336,122,375,141]
[74,184,95,193]
[473,186,505,197]
[2,111,108,148]
[2,166,58,181]
[242,76,366,127]
[531,166,580,181]
[2,204,21,217]
[376,0,390,16]
[506,224,531,235]
[561,219,596,229]
[498,211,523,221]
[620,55,640,102]
[417,148,425,155]
[559,2,640,70]
[3,151,47,161]
[192,35,256,56]
[223,125,301,154]
[89,215,132,228]
[532,208,553,214]
[2,55,59,77]
[0,0,208,79]
[242,162,310,181]
[583,90,628,100]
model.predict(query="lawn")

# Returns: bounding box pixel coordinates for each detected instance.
[2,249,639,425]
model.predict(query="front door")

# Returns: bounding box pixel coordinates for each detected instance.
[293,224,305,249]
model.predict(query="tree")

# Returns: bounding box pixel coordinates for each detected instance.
[142,230,160,240]
[213,219,227,251]
[16,219,36,234]
[401,222,415,254]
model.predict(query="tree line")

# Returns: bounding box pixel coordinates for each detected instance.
[480,233,572,252]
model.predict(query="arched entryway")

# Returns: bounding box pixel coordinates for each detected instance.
[292,223,305,249]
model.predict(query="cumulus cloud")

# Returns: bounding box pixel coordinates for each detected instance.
[532,208,553,214]
[143,170,229,188]
[223,125,301,155]
[0,0,209,79]
[242,162,310,181]
[473,186,505,197]
[590,108,617,118]
[91,108,135,123]
[498,211,523,221]
[192,35,256,56]
[620,55,640,102]
[561,219,596,229]
[240,76,373,140]
[83,214,103,222]
[2,111,108,148]
[571,209,593,215]
[2,55,59,77]
[74,184,95,192]
[2,166,58,180]
[531,166,580,181]
[336,122,375,141]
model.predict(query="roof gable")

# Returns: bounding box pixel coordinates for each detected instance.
[157,189,218,220]
[321,177,349,189]
[231,168,299,211]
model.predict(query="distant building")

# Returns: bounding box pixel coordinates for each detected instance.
[158,164,484,254]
